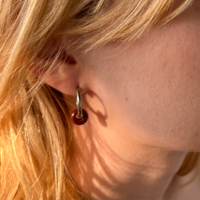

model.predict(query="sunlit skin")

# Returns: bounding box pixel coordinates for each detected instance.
[41,1,200,199]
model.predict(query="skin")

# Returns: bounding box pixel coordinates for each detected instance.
[41,0,200,199]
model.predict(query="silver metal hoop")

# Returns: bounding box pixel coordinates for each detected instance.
[76,87,83,119]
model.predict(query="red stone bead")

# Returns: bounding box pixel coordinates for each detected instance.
[71,109,88,125]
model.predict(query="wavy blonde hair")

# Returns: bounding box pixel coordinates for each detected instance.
[0,0,197,199]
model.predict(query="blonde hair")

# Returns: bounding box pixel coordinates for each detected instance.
[0,0,197,199]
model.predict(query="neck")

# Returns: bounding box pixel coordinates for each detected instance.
[65,95,187,200]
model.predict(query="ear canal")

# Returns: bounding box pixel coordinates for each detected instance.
[64,54,77,65]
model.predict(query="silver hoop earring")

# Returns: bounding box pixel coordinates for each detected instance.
[71,87,88,125]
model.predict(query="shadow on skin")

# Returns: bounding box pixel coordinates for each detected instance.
[83,90,108,127]
[67,90,162,200]
[69,121,161,200]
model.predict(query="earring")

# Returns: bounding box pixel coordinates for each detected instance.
[71,87,88,125]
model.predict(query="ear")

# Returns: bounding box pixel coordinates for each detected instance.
[41,54,80,96]
[31,41,86,96]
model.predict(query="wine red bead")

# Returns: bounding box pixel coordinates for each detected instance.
[71,109,88,125]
